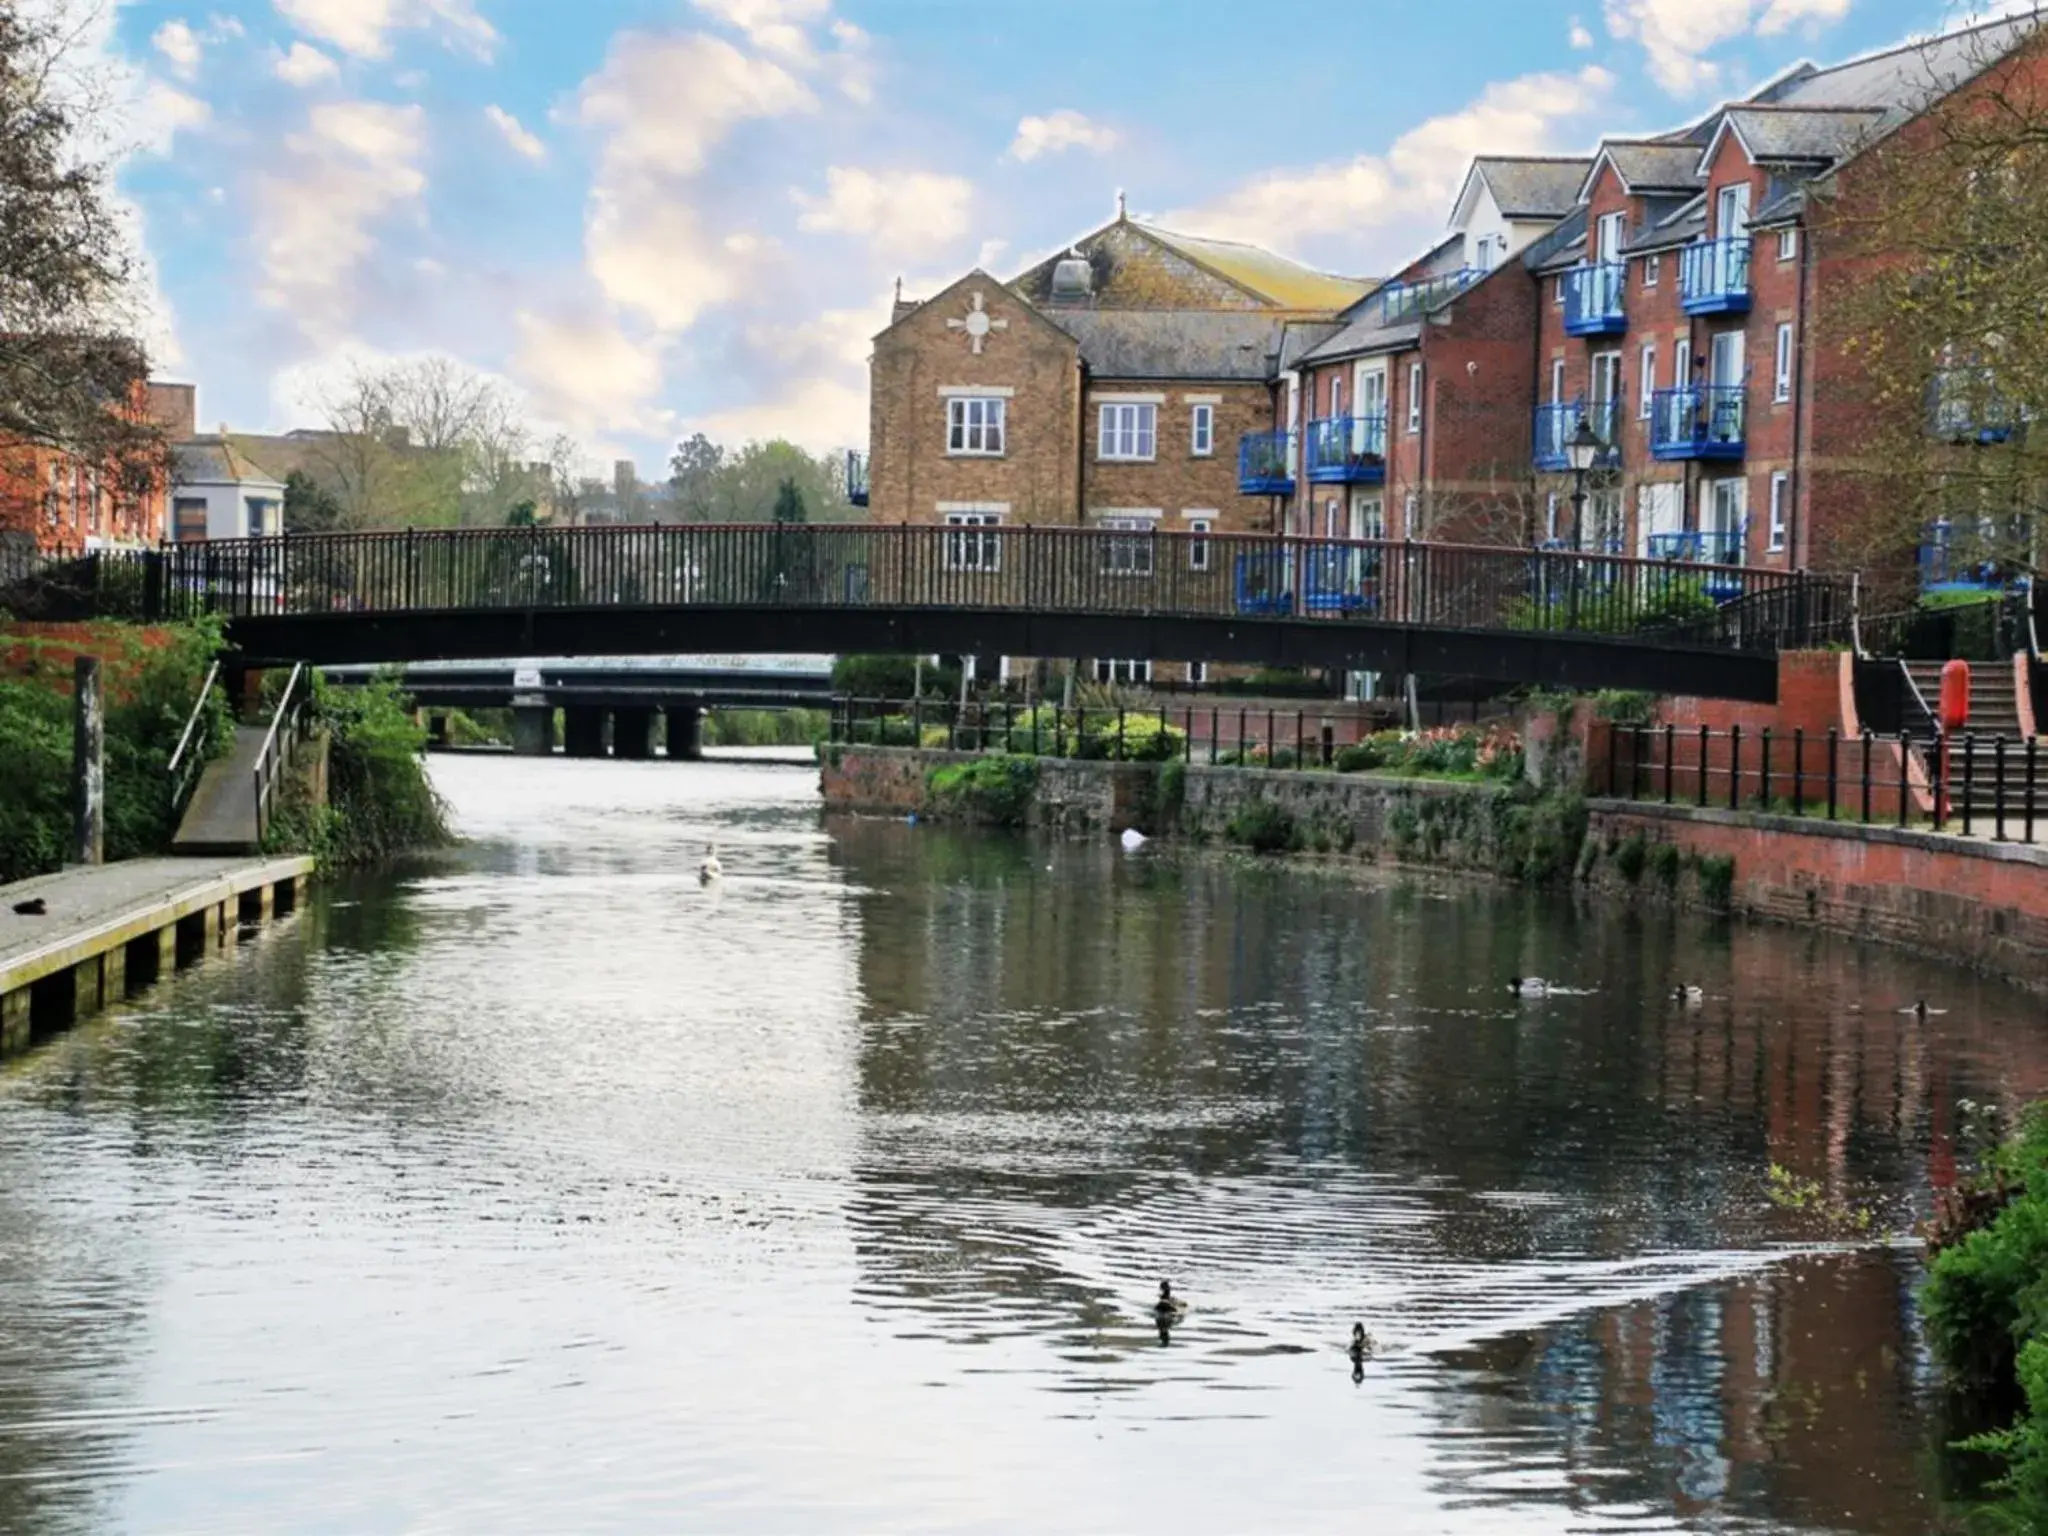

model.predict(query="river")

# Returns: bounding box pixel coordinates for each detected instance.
[0,753,2042,1533]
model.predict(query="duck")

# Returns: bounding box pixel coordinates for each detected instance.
[11,897,46,916]
[1508,976,1550,998]
[1900,999,1949,1018]
[1349,1322,1378,1363]
[1153,1280,1187,1323]
[1672,984,1705,1004]
[698,844,723,884]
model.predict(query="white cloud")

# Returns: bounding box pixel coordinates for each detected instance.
[511,308,670,439]
[1009,109,1119,162]
[273,41,339,86]
[1603,0,1852,94]
[690,372,866,452]
[1569,17,1597,47]
[137,82,210,153]
[1175,66,1615,266]
[153,19,203,79]
[793,167,974,260]
[272,0,498,62]
[485,104,546,161]
[253,101,428,338]
[586,195,759,332]
[572,32,815,181]
[692,0,833,62]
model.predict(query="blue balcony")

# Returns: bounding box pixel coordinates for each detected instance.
[1679,238,1751,315]
[845,449,868,507]
[1305,414,1387,484]
[1234,548,1294,614]
[1303,546,1381,613]
[1929,368,2025,444]
[1649,385,1745,461]
[1919,520,2006,593]
[1532,398,1622,472]
[1562,262,1626,336]
[1376,267,1480,325]
[1238,429,1295,495]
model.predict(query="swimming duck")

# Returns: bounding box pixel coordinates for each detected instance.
[1900,999,1949,1018]
[1509,977,1550,998]
[1672,984,1705,1004]
[1153,1280,1187,1323]
[698,845,723,884]
[1349,1322,1377,1363]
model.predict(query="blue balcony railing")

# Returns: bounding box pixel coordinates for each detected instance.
[1305,414,1387,483]
[1919,519,2007,593]
[1679,238,1751,315]
[1234,548,1294,614]
[1649,526,1747,601]
[1532,398,1622,471]
[1562,262,1626,336]
[1929,368,2025,444]
[1238,429,1296,495]
[1302,546,1381,613]
[1649,385,1745,460]
[1376,267,1480,325]
[845,449,868,507]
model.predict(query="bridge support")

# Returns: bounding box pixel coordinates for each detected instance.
[563,706,609,759]
[665,704,704,761]
[511,705,555,757]
[613,706,656,761]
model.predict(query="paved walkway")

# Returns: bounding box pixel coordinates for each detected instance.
[171,724,269,854]
[1,855,313,993]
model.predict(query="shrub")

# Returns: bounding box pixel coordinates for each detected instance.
[291,674,453,865]
[1226,798,1298,853]
[1613,832,1648,882]
[1646,840,1681,888]
[1076,710,1187,762]
[1696,853,1736,907]
[832,654,959,700]
[926,754,1038,826]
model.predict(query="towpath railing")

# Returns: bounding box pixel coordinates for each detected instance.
[252,663,308,846]
[1602,720,2046,841]
[91,525,1849,656]
[167,658,221,812]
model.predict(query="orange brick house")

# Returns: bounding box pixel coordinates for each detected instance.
[0,377,176,555]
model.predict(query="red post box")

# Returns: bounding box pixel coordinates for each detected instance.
[1939,658,1971,732]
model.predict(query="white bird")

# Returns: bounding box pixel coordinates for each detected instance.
[1509,976,1550,998]
[1120,827,1148,851]
[698,844,723,884]
[1901,999,1948,1018]
[1673,984,1705,1004]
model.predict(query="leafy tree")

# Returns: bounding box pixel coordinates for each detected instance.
[0,6,166,523]
[282,468,343,532]
[668,431,724,521]
[772,477,807,524]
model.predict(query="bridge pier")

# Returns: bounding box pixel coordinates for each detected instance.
[511,706,555,757]
[613,707,656,761]
[563,707,609,759]
[665,705,704,761]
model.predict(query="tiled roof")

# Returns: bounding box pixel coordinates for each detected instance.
[172,437,285,489]
[1049,309,1290,381]
[1298,314,1423,365]
[1472,156,1594,218]
[1769,13,2038,114]
[1130,222,1373,311]
[1598,142,1705,194]
[1720,105,1885,164]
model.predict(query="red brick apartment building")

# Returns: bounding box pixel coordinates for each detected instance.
[0,378,178,555]
[866,15,2046,680]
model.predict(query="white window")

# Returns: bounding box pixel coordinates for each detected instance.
[1778,227,1798,263]
[1591,351,1623,409]
[1406,363,1423,432]
[1550,358,1566,403]
[1099,515,1155,576]
[1673,338,1691,389]
[1474,235,1496,269]
[1187,516,1212,571]
[1774,322,1794,403]
[1552,275,1564,307]
[1190,404,1214,457]
[1596,210,1624,263]
[1403,491,1419,535]
[1093,658,1152,685]
[1638,344,1657,419]
[1329,375,1345,417]
[1769,471,1788,551]
[1098,402,1157,461]
[1644,252,1661,287]
[1187,661,1207,685]
[946,397,1005,455]
[943,511,1001,571]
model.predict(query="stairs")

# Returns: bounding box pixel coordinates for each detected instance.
[1901,659,2038,820]
[171,724,271,854]
[1903,660,2026,740]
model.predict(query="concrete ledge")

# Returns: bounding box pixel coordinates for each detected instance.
[1589,797,2048,868]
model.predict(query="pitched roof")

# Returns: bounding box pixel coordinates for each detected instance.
[1048,309,1290,381]
[1586,141,1705,198]
[1467,156,1594,219]
[1713,105,1885,166]
[1127,221,1373,311]
[172,436,285,490]
[1768,13,2039,114]
[1298,313,1422,365]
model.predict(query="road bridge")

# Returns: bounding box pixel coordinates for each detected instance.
[47,524,1853,703]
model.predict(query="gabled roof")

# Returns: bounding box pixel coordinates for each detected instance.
[1704,105,1885,172]
[1768,12,2038,114]
[875,267,1078,349]
[1126,221,1373,310]
[1451,156,1594,226]
[1578,141,1706,201]
[173,436,285,490]
[1048,309,1289,381]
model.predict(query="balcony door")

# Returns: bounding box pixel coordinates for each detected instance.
[1704,477,1747,554]
[1591,351,1623,441]
[1596,210,1624,263]
[1709,329,1744,388]
[1354,363,1387,455]
[1350,494,1383,541]
[1715,183,1751,241]
[1637,482,1682,558]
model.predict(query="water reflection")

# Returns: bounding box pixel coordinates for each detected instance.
[0,756,2039,1532]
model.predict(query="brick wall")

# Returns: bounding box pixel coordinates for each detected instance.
[1418,261,1542,540]
[1081,379,1274,535]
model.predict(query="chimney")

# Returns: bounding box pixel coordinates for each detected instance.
[145,381,196,440]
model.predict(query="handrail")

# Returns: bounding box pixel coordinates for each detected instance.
[167,658,221,809]
[251,663,306,846]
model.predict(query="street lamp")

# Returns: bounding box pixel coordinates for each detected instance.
[1566,416,1602,551]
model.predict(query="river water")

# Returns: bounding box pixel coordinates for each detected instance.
[2,754,2044,1534]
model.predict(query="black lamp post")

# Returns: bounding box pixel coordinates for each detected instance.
[1566,417,1603,551]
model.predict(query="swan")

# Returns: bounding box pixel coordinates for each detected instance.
[1900,999,1948,1018]
[1509,976,1550,998]
[1120,827,1148,851]
[698,844,723,884]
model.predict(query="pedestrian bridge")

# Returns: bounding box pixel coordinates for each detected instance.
[321,654,836,710]
[79,524,1852,702]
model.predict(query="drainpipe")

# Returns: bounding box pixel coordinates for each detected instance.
[1789,220,1812,569]
[1412,346,1428,538]
[1074,359,1088,527]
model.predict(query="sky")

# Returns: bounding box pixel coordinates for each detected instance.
[98,0,2025,477]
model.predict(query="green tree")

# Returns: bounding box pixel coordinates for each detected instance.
[668,431,724,521]
[282,468,343,532]
[772,477,807,524]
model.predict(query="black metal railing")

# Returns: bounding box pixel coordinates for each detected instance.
[252,663,309,845]
[167,658,222,812]
[74,525,1851,657]
[1602,720,2046,841]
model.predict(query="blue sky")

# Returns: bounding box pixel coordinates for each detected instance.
[105,0,2005,476]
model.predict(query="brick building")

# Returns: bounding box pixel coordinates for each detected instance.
[0,379,176,555]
